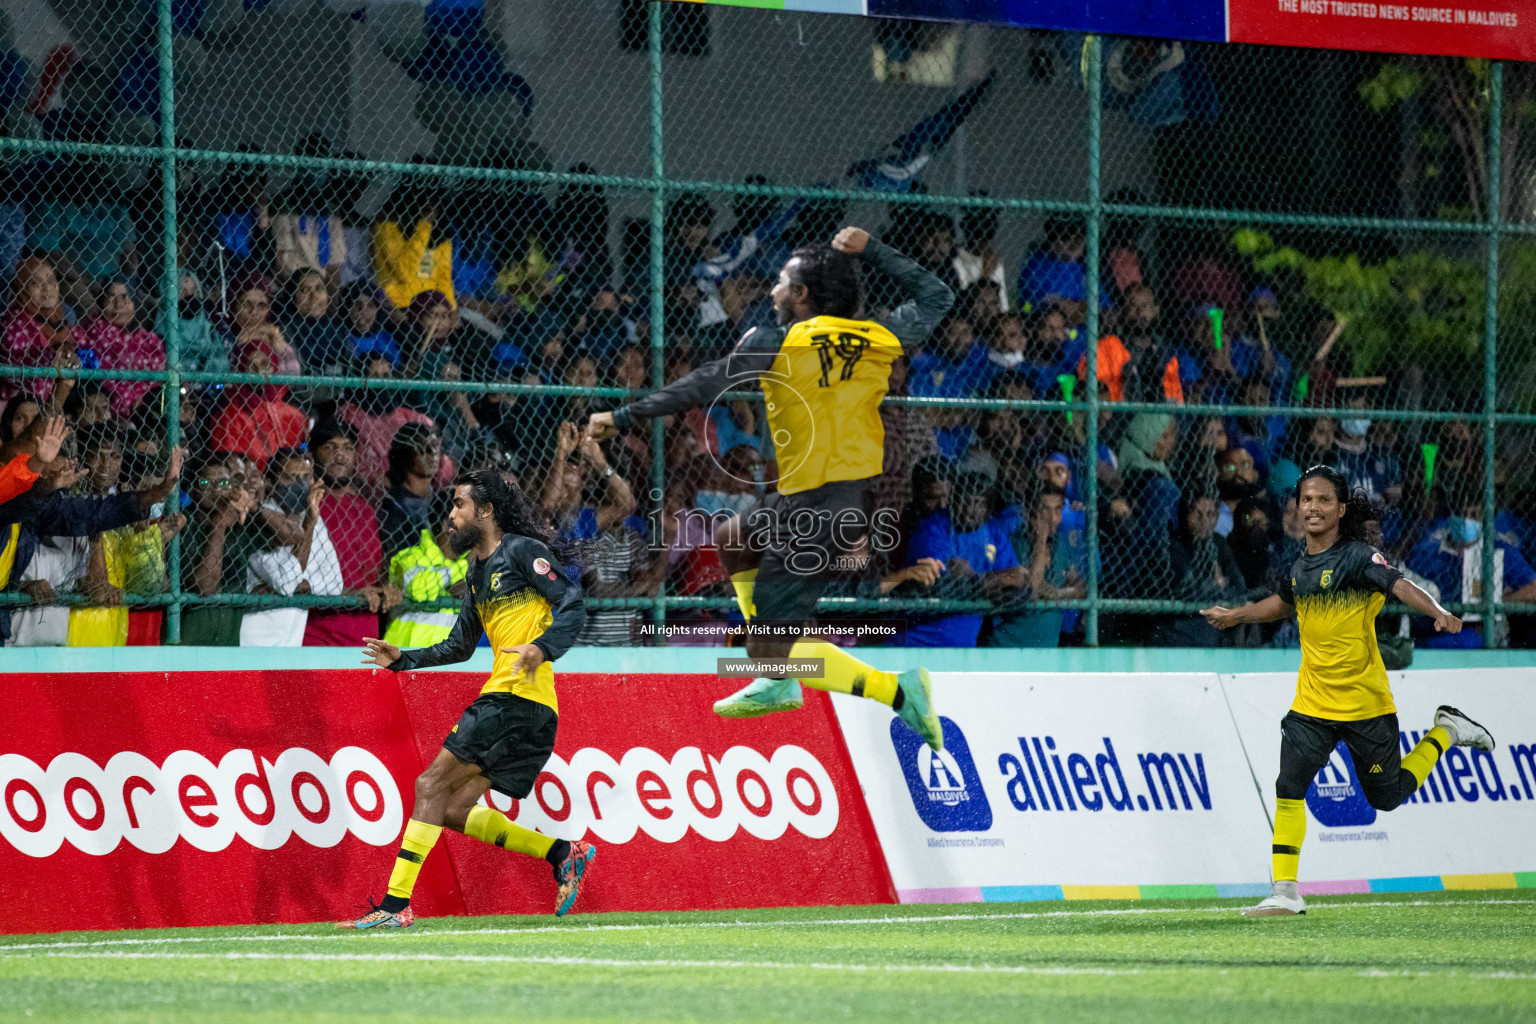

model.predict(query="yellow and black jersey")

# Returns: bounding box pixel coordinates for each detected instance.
[391,534,586,713]
[757,316,901,494]
[608,237,953,496]
[1274,539,1404,721]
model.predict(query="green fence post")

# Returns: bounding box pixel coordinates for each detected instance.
[1083,34,1102,646]
[1482,61,1502,648]
[158,0,182,643]
[648,0,668,644]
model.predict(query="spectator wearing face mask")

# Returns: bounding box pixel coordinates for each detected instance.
[1406,489,1536,649]
[1333,403,1402,506]
[239,447,343,647]
[156,271,231,376]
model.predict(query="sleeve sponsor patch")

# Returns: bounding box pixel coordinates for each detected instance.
[532,557,552,576]
[1372,551,1391,567]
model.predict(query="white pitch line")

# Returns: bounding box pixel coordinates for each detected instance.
[10,949,1536,982]
[0,897,1529,955]
[7,950,1144,977]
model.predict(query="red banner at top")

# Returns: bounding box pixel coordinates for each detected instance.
[1230,0,1527,61]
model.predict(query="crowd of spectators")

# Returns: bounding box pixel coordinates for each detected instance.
[1,147,1529,651]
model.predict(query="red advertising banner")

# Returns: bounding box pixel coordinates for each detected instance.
[1230,0,1535,62]
[0,669,893,934]
[0,670,461,934]
[396,671,895,917]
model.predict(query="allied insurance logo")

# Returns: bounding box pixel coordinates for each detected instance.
[890,717,992,832]
[1306,741,1378,828]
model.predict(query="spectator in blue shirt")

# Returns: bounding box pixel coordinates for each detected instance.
[1406,493,1536,649]
[1016,216,1111,324]
[899,472,1025,647]
[910,315,994,399]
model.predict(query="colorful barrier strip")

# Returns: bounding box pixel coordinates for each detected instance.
[899,873,1536,903]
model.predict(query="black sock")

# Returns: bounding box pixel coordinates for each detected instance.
[891,687,905,711]
[545,839,571,867]
[378,894,409,914]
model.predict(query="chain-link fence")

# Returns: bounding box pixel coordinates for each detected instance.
[0,1,1527,649]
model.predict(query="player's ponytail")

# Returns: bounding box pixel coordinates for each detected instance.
[459,469,554,546]
[1296,465,1381,544]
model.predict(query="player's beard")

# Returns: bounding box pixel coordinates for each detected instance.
[447,520,484,553]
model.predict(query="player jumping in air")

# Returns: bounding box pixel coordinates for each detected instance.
[588,227,953,750]
[345,470,591,928]
[1202,466,1494,918]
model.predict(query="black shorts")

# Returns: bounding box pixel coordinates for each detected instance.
[743,479,874,625]
[1275,710,1405,805]
[442,692,558,799]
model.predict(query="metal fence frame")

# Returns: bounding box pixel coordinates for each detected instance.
[0,3,1521,646]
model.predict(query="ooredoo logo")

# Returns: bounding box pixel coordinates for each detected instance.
[481,744,840,843]
[1306,742,1377,828]
[890,717,992,832]
[0,747,403,858]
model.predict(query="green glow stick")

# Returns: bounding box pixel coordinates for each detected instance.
[1208,307,1224,350]
[1422,443,1439,491]
[1058,374,1076,425]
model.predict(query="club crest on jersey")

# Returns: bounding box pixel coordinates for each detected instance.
[490,572,504,591]
[1320,569,1333,589]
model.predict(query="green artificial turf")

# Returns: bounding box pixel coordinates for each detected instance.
[1,891,1533,1023]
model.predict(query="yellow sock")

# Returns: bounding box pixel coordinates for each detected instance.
[386,819,442,900]
[788,639,899,706]
[1403,726,1450,787]
[1271,798,1307,883]
[731,569,757,621]
[464,805,555,859]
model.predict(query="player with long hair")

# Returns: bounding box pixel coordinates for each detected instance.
[346,470,591,928]
[589,227,953,750]
[1202,465,1494,917]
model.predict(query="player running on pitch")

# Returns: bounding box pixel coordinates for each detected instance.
[1202,466,1494,918]
[588,226,952,750]
[345,470,591,928]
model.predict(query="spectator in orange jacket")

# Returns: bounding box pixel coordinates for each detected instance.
[1077,284,1183,404]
